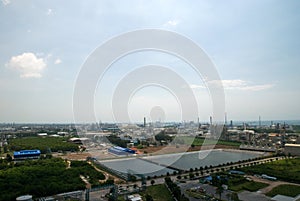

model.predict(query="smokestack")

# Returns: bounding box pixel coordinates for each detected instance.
[144,117,146,127]
[209,116,212,125]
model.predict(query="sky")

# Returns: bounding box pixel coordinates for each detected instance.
[0,0,300,123]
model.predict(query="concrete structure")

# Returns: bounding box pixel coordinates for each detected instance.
[68,137,89,144]
[127,194,142,201]
[271,194,300,201]
[284,144,300,156]
[16,195,33,201]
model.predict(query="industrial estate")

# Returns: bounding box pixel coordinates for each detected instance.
[1,119,300,201]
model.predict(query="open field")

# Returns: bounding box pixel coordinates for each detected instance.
[241,158,300,183]
[141,184,173,201]
[229,180,269,192]
[178,136,241,147]
[266,184,300,197]
[8,137,79,154]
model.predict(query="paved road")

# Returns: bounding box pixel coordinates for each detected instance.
[238,191,271,201]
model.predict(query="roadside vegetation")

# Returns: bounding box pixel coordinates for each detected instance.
[165,177,189,201]
[0,158,107,201]
[227,175,268,192]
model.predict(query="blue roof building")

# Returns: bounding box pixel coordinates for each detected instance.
[13,150,41,160]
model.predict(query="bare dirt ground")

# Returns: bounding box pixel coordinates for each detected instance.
[56,150,117,161]
[249,175,300,194]
[54,152,92,160]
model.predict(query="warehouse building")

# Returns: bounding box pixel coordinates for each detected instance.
[13,150,41,160]
[284,144,300,156]
[108,146,136,156]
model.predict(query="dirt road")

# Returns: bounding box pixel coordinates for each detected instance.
[249,175,300,194]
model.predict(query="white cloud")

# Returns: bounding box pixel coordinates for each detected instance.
[239,84,274,91]
[191,79,274,91]
[6,52,47,78]
[2,0,10,6]
[164,19,180,27]
[54,58,62,64]
[46,8,53,15]
[20,73,42,78]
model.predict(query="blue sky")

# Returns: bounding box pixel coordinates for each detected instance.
[0,0,299,123]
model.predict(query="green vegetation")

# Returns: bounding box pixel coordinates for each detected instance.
[292,125,300,133]
[141,184,173,201]
[266,184,300,197]
[165,177,189,201]
[241,158,300,183]
[0,158,106,201]
[177,136,241,147]
[155,132,172,142]
[107,135,130,148]
[210,173,268,193]
[229,179,268,192]
[8,137,79,154]
[70,161,105,186]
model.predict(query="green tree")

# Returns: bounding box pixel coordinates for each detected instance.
[216,185,224,200]
[6,153,12,162]
[230,192,240,201]
[145,194,153,201]
[3,145,8,153]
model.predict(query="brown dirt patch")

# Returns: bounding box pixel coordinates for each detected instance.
[56,152,92,160]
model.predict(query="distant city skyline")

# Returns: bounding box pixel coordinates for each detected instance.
[0,1,300,123]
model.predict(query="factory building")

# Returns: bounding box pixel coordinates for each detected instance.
[284,144,300,156]
[108,146,136,155]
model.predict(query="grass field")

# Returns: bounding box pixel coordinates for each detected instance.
[177,136,241,147]
[241,158,300,183]
[142,184,173,201]
[8,137,79,153]
[229,180,269,192]
[266,184,300,197]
